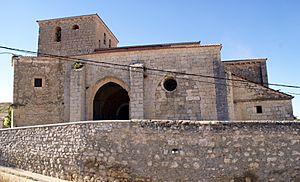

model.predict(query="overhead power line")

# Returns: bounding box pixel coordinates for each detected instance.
[0,52,20,56]
[285,92,300,96]
[1,45,300,96]
[1,45,300,90]
[0,47,256,92]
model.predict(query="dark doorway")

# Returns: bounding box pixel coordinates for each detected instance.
[93,82,130,120]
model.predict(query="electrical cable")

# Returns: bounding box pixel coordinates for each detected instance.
[1,45,300,91]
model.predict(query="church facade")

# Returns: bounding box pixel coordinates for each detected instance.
[12,14,294,126]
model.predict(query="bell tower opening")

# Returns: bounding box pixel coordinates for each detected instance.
[93,82,129,120]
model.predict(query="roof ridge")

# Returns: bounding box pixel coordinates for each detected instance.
[36,13,98,22]
[223,58,268,63]
[119,41,201,47]
[92,42,221,54]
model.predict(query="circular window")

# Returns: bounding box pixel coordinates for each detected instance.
[163,78,177,92]
[72,25,79,30]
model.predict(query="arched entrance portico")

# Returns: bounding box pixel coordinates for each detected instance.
[93,82,129,120]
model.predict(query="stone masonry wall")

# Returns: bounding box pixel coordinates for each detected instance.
[234,100,293,120]
[224,60,268,86]
[0,120,299,182]
[69,68,86,121]
[13,57,65,126]
[95,20,118,49]
[155,78,202,120]
[213,60,229,120]
[230,74,294,120]
[38,16,97,56]
[129,62,144,119]
[38,15,117,56]
[83,46,221,121]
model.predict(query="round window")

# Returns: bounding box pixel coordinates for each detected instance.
[72,25,79,30]
[163,78,177,92]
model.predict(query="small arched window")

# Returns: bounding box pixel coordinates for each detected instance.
[72,25,79,30]
[103,33,106,45]
[109,39,111,48]
[55,27,61,42]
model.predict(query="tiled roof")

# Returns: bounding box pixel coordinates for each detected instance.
[230,73,293,99]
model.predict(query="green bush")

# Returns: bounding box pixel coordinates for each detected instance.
[72,62,84,69]
[3,107,12,128]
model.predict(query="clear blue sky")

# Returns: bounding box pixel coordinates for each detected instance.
[0,0,299,117]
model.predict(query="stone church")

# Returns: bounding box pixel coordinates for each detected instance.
[12,14,294,127]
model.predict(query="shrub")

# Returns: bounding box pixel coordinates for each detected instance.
[3,106,12,128]
[72,62,84,69]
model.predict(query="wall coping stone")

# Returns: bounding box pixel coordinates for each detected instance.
[0,166,69,182]
[0,120,299,131]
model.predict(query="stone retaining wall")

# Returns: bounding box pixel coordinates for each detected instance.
[0,120,299,181]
